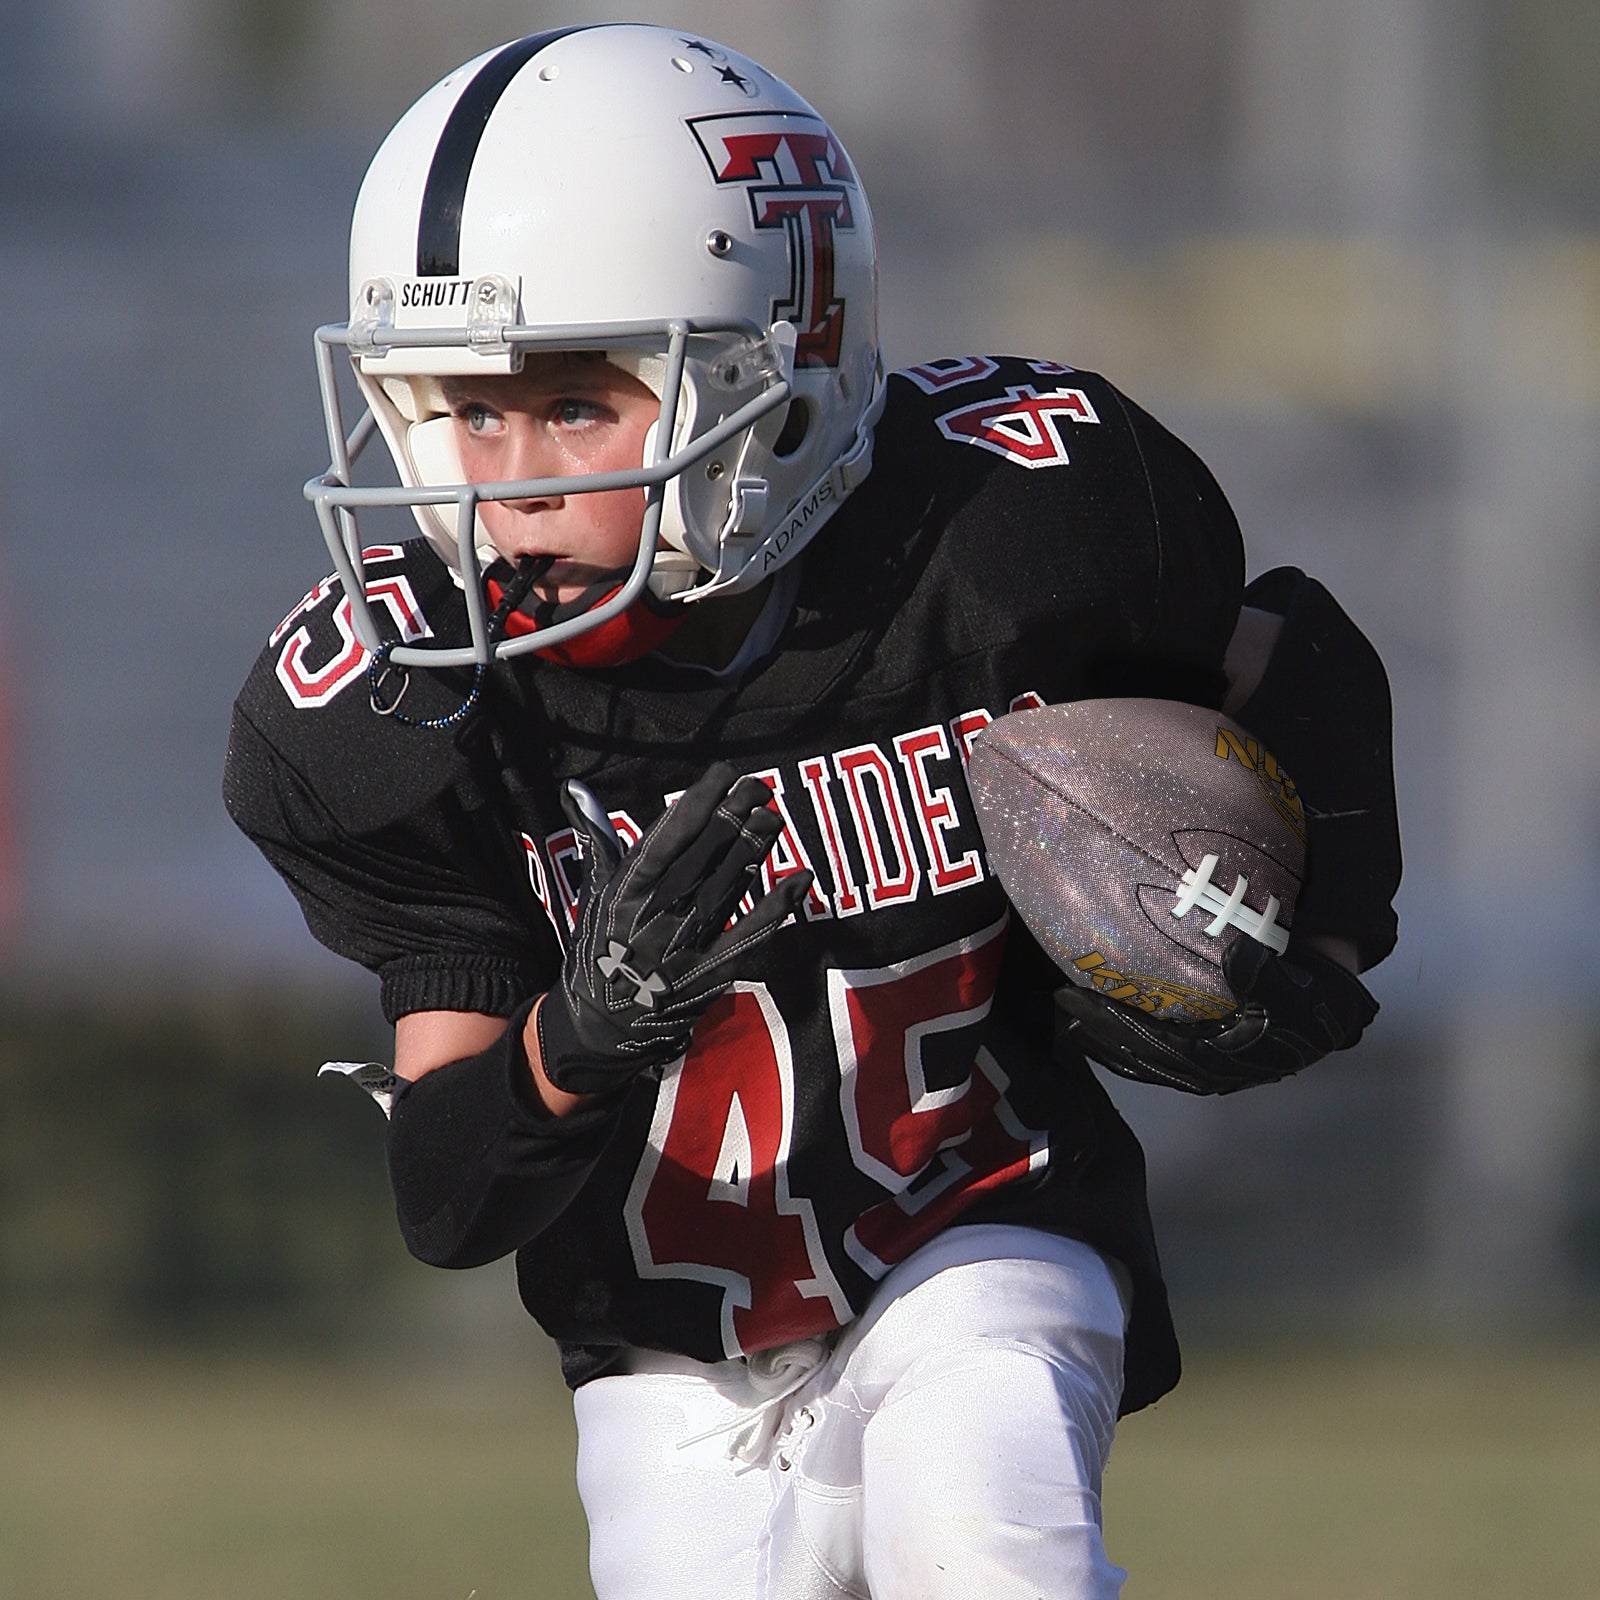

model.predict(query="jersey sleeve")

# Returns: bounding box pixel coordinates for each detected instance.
[1229,567,1402,969]
[1110,405,1399,965]
[869,360,1245,706]
[224,697,556,1022]
[1094,384,1245,704]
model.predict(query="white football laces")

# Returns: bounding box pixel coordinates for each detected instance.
[1171,853,1289,953]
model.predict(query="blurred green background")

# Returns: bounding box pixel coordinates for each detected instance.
[3,0,1599,1595]
[6,1340,1600,1598]
[4,991,1599,1596]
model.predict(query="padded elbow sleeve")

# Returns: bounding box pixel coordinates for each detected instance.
[385,1000,619,1268]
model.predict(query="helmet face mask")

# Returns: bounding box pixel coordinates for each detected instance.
[308,24,883,668]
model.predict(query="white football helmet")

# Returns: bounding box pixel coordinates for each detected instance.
[308,23,884,668]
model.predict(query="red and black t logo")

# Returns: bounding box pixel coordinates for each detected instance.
[689,111,860,368]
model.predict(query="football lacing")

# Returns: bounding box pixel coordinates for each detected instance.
[1171,853,1289,953]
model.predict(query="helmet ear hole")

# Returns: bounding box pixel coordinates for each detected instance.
[773,399,811,459]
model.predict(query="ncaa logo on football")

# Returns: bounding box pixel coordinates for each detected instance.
[936,385,1101,469]
[688,111,859,368]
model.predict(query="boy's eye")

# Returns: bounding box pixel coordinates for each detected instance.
[459,402,497,433]
[554,398,605,427]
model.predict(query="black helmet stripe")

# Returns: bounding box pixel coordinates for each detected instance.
[417,26,593,277]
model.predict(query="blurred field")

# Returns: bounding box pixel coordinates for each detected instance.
[1109,1340,1600,1599]
[3,1340,1598,1598]
[0,1346,593,1600]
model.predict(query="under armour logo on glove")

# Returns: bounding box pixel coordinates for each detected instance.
[597,941,670,1010]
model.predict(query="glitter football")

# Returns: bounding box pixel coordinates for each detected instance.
[968,698,1308,1022]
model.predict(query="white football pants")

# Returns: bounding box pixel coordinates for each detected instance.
[573,1224,1130,1599]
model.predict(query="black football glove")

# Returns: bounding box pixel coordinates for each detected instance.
[536,762,812,1096]
[1054,937,1379,1096]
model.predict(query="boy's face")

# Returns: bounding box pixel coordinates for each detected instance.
[440,352,660,604]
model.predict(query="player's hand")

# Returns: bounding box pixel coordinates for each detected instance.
[536,763,812,1096]
[1054,938,1379,1095]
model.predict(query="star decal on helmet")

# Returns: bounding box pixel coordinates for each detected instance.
[718,65,754,93]
[679,38,719,57]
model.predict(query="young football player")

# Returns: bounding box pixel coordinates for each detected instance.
[224,24,1399,1599]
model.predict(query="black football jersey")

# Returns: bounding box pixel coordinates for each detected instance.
[225,357,1245,1413]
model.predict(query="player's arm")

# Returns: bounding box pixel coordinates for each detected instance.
[1223,603,1357,974]
[226,699,614,1262]
[382,763,813,1266]
[1223,566,1400,971]
[1057,567,1398,1093]
[1220,595,1359,975]
[395,1007,589,1114]
[1049,395,1396,1090]
[383,998,619,1268]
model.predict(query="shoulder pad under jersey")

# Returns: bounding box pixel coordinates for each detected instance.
[230,541,485,835]
[855,356,1242,662]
